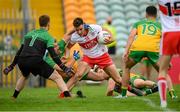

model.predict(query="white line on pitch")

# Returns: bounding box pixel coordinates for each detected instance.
[132,97,175,112]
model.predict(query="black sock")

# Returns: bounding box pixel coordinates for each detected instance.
[63,91,71,97]
[151,85,158,93]
[129,87,144,96]
[13,89,20,98]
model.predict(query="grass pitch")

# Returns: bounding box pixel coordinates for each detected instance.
[0,84,180,111]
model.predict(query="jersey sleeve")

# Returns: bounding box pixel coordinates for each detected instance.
[47,34,55,48]
[132,22,138,29]
[91,24,102,33]
[21,37,25,45]
[70,33,77,44]
[58,39,66,57]
[43,54,56,68]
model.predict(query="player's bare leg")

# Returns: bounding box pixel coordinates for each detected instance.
[103,64,122,85]
[86,70,109,81]
[158,55,171,108]
[133,79,155,88]
[166,75,177,99]
[66,61,91,90]
[106,78,116,96]
[153,61,177,100]
[49,70,70,97]
[12,76,28,99]
[121,58,136,97]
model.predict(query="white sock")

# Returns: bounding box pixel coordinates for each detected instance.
[158,77,167,107]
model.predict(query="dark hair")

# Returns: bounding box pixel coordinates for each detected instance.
[39,15,50,27]
[146,6,157,17]
[73,17,84,28]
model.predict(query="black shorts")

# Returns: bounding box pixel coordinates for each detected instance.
[18,57,54,79]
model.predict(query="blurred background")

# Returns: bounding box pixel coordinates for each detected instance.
[0,0,179,88]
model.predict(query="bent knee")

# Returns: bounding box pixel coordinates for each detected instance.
[75,73,83,80]
[134,80,145,88]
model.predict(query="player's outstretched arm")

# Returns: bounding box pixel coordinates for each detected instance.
[122,29,137,62]
[63,29,75,43]
[3,44,24,75]
[48,47,72,76]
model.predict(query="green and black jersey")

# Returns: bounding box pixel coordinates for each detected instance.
[20,28,54,57]
[44,39,66,68]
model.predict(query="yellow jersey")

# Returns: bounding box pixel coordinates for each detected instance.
[130,19,161,52]
[130,73,140,78]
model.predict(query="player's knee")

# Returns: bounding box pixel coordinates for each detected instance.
[20,76,28,80]
[75,73,83,80]
[103,75,110,80]
[49,70,61,81]
[135,81,145,88]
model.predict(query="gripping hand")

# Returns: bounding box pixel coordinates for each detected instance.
[73,50,80,61]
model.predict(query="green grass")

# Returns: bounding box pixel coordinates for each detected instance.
[0,84,180,111]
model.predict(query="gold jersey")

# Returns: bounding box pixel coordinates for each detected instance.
[130,19,161,52]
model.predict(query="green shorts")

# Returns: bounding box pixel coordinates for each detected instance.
[129,51,159,64]
[141,57,151,66]
[130,75,146,88]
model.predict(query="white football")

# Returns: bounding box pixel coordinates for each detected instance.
[97,31,111,44]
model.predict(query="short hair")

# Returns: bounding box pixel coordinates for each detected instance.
[146,6,157,17]
[73,17,84,28]
[39,15,50,27]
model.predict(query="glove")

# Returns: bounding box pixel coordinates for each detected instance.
[3,64,14,75]
[59,64,72,76]
[73,50,80,61]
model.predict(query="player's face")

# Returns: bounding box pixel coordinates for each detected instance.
[75,25,87,36]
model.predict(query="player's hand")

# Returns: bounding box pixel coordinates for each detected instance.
[73,50,80,61]
[3,65,14,75]
[104,37,113,44]
[59,64,73,76]
[64,67,73,76]
[61,56,68,63]
[122,50,129,62]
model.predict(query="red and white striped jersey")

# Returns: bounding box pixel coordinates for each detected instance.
[158,0,180,32]
[70,24,108,58]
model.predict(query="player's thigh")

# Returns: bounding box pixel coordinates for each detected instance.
[147,52,159,71]
[159,55,172,73]
[86,71,106,81]
[33,60,55,79]
[49,70,63,81]
[127,51,145,68]
[133,79,145,88]
[129,51,145,63]
[18,64,30,77]
[103,64,120,80]
[162,32,180,55]
[76,61,91,77]
[18,58,32,77]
